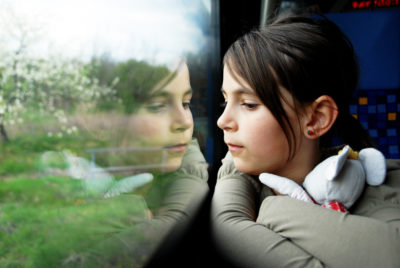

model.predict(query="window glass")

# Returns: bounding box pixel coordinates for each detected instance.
[0,0,216,266]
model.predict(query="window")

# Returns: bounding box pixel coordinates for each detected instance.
[0,0,218,266]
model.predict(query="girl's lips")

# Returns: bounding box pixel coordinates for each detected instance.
[164,144,187,152]
[227,143,244,152]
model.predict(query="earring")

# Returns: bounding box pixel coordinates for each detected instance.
[307,129,315,136]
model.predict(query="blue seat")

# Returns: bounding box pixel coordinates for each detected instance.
[350,89,400,159]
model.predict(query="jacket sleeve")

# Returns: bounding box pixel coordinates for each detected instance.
[154,138,209,225]
[88,139,210,267]
[256,159,400,268]
[211,153,325,268]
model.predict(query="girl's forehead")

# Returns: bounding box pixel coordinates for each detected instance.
[163,64,191,92]
[222,66,255,95]
[152,63,192,98]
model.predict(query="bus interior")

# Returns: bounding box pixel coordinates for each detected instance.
[0,0,398,267]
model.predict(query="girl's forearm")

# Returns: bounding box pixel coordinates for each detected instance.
[211,175,325,268]
[257,196,400,268]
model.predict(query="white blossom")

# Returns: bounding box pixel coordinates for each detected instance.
[0,45,118,139]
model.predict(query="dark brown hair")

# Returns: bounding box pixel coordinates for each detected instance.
[224,13,374,158]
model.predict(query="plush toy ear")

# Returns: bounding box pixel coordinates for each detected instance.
[325,145,351,181]
[358,148,386,186]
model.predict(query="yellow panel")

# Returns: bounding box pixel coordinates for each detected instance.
[359,97,368,105]
[388,113,396,121]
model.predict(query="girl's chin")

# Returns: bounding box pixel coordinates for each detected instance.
[160,159,183,173]
[233,159,262,175]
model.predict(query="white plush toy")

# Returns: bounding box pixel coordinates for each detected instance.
[259,145,387,212]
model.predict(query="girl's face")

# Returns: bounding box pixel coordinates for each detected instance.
[128,63,194,172]
[218,65,303,176]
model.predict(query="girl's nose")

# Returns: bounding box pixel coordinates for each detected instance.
[170,105,193,133]
[217,105,237,131]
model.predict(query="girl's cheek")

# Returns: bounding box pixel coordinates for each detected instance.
[130,115,164,137]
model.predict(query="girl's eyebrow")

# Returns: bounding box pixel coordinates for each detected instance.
[151,88,193,98]
[184,88,193,97]
[221,87,255,95]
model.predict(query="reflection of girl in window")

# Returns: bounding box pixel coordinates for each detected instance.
[211,13,400,268]
[127,61,195,172]
[84,59,209,267]
[37,59,209,267]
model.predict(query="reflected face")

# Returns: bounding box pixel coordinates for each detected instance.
[128,63,194,171]
[218,65,296,175]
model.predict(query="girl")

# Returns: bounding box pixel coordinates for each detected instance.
[86,60,209,266]
[211,13,400,268]
[126,60,196,172]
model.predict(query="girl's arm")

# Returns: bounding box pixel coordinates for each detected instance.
[89,140,209,266]
[211,154,325,268]
[151,138,209,228]
[257,159,400,268]
[89,173,209,267]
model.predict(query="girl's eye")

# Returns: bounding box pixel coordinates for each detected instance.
[241,102,258,110]
[183,101,191,109]
[220,101,227,108]
[146,103,166,113]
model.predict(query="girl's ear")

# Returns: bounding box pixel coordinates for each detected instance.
[304,95,338,139]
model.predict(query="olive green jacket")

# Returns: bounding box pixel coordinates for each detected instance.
[211,152,400,268]
[89,139,209,267]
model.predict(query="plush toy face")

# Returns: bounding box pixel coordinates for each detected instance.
[303,145,386,209]
[259,145,386,211]
[303,157,366,208]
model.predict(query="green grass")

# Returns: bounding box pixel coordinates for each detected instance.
[0,127,107,176]
[0,176,150,267]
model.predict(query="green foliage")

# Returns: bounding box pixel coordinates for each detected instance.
[0,156,35,175]
[114,60,170,113]
[0,51,172,142]
[0,176,82,204]
[0,56,177,267]
[86,57,170,113]
[0,53,120,142]
[0,125,106,176]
